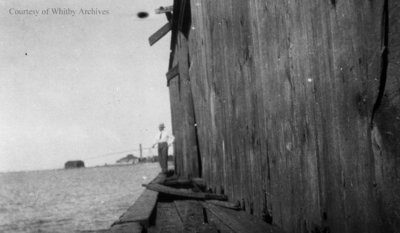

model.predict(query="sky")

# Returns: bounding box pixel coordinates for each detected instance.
[0,0,173,172]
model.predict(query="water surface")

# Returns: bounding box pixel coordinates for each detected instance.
[0,163,160,232]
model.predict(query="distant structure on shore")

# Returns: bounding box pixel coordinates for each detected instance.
[116,154,139,165]
[64,160,85,169]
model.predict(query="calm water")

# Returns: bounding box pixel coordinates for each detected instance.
[0,163,160,233]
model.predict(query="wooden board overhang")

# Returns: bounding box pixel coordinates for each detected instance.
[148,22,171,46]
[155,6,173,14]
[148,4,176,46]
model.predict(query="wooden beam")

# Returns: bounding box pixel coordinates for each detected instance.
[109,222,142,233]
[155,6,173,14]
[191,178,207,192]
[166,65,179,85]
[152,172,167,184]
[113,189,157,227]
[163,178,192,187]
[191,178,206,187]
[143,183,227,201]
[149,22,171,46]
[205,200,241,210]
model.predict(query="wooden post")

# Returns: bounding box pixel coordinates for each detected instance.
[139,144,143,158]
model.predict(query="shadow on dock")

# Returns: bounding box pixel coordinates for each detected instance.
[109,172,285,233]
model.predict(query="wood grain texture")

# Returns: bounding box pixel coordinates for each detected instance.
[166,0,400,232]
[147,202,184,233]
[372,1,400,232]
[203,203,285,233]
[205,208,235,233]
[168,1,200,178]
[174,200,219,233]
[205,200,241,210]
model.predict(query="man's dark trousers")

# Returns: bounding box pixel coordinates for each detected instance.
[158,142,168,173]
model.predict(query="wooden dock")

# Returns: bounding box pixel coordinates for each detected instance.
[109,173,285,233]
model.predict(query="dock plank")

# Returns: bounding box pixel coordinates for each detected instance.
[205,200,241,210]
[205,208,234,233]
[174,200,218,233]
[203,203,286,233]
[196,224,219,233]
[148,202,184,233]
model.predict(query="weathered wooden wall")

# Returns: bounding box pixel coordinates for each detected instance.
[374,0,400,231]
[167,0,400,232]
[168,0,200,179]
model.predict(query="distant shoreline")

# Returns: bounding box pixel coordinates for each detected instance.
[0,161,158,174]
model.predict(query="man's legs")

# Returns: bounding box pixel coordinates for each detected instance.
[158,142,168,173]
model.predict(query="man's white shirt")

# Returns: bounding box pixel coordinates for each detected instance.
[154,130,175,145]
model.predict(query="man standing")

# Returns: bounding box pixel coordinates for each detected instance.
[152,123,174,173]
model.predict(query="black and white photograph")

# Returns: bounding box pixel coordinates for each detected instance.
[0,0,399,233]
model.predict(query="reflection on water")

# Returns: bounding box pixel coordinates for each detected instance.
[0,163,160,233]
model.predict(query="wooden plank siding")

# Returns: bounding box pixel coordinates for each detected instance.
[168,0,200,179]
[166,0,400,233]
[373,1,400,231]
